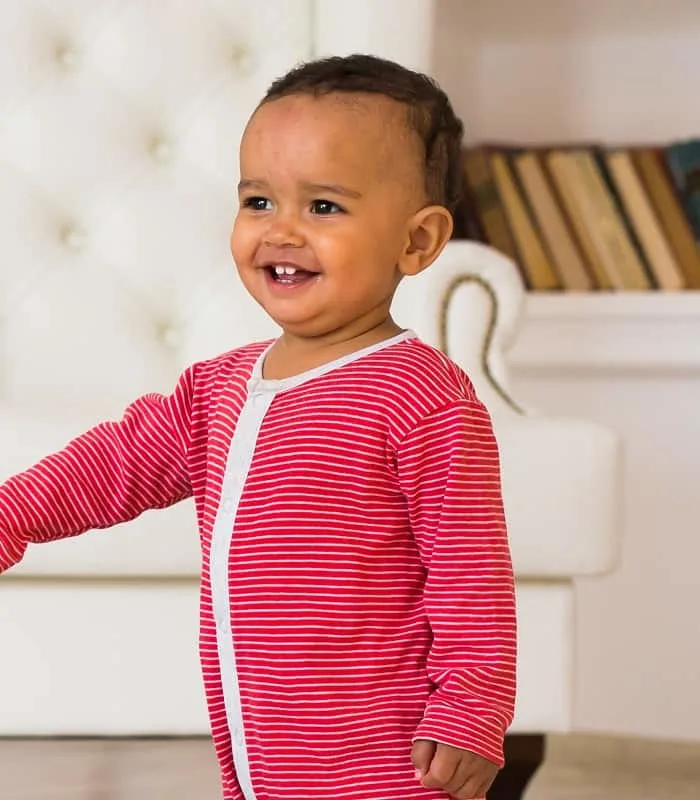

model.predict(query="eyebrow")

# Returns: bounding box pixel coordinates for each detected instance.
[237,179,363,199]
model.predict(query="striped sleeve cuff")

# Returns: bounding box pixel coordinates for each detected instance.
[413,699,509,767]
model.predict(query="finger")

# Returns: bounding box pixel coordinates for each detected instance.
[465,770,497,800]
[441,752,475,795]
[475,770,498,799]
[411,739,437,780]
[421,742,460,789]
[454,776,483,800]
[453,759,498,800]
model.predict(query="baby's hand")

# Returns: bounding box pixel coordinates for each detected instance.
[411,739,499,799]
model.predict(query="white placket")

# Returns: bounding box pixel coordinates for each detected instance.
[209,378,276,800]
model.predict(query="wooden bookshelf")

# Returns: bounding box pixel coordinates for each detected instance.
[435,0,700,296]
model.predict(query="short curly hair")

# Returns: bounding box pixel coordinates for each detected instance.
[261,54,465,213]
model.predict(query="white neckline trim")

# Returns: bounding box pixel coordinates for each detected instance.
[248,330,416,394]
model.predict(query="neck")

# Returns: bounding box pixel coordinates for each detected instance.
[263,317,404,380]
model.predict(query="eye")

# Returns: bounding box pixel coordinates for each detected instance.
[310,199,343,215]
[242,196,272,211]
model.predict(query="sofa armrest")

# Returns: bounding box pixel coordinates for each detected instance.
[395,241,624,578]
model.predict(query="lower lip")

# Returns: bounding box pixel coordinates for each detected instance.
[263,269,319,292]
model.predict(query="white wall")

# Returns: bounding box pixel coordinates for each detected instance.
[531,369,700,743]
[434,0,700,145]
[433,0,700,742]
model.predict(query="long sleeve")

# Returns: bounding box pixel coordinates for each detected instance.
[397,399,517,767]
[0,366,196,574]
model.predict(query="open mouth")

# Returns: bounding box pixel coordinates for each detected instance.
[265,265,318,286]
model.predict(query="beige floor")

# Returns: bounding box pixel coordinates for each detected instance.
[1,735,699,799]
[529,734,700,800]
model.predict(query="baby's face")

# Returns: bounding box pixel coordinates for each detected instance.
[231,92,426,340]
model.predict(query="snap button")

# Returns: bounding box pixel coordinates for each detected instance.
[217,614,229,633]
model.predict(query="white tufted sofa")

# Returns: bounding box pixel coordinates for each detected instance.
[0,0,621,745]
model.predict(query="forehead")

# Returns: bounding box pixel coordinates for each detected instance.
[240,93,417,179]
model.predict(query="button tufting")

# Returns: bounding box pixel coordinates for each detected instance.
[55,43,81,70]
[231,43,252,74]
[149,135,174,163]
[60,223,87,252]
[158,324,181,349]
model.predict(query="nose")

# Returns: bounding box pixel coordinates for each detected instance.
[263,213,304,248]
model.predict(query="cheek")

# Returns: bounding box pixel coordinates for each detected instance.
[230,216,256,265]
[312,219,373,260]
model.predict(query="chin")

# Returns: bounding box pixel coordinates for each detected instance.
[268,318,321,338]
[265,312,334,339]
[255,298,323,334]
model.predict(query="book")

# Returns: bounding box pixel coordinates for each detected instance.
[605,150,685,290]
[489,151,561,290]
[592,149,656,287]
[551,150,652,290]
[634,148,700,289]
[664,139,700,243]
[546,151,613,289]
[462,147,519,263]
[513,150,594,291]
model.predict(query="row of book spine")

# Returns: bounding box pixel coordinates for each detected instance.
[453,140,700,291]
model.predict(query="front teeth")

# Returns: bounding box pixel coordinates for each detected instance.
[274,265,297,275]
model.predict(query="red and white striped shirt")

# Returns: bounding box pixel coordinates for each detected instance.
[0,332,516,800]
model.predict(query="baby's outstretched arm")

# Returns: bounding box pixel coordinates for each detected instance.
[398,398,516,798]
[0,365,196,573]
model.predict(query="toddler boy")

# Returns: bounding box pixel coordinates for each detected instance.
[0,54,516,800]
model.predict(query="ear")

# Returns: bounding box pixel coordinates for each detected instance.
[398,205,454,277]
